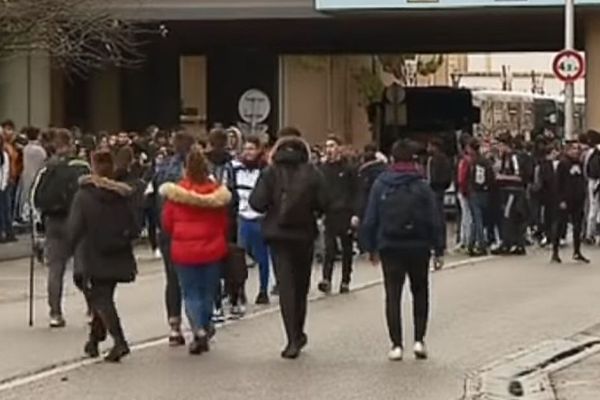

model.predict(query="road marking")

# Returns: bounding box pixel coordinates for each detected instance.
[0,255,495,393]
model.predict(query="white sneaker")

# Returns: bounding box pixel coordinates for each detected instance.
[414,342,428,360]
[388,347,403,361]
[153,249,162,259]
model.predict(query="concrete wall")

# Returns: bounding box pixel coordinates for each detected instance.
[0,54,51,128]
[89,67,122,133]
[586,12,600,131]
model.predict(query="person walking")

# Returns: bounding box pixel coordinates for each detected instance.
[356,143,387,225]
[232,136,271,305]
[249,128,328,359]
[584,130,600,244]
[318,135,358,295]
[361,139,443,362]
[160,146,232,355]
[0,132,14,242]
[19,127,47,223]
[153,131,195,346]
[551,143,590,264]
[68,150,138,362]
[32,129,90,328]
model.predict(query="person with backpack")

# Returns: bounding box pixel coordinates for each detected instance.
[160,146,232,355]
[153,131,195,346]
[361,139,443,362]
[467,139,495,256]
[32,129,90,328]
[318,135,359,295]
[426,138,453,265]
[551,142,590,264]
[231,136,270,306]
[67,150,138,362]
[356,144,387,224]
[249,128,329,359]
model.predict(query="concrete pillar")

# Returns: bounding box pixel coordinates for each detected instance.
[88,67,121,133]
[585,12,600,131]
[0,54,51,128]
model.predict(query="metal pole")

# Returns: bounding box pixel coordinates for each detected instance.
[26,52,32,126]
[564,0,575,141]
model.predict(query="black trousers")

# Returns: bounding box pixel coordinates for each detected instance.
[85,280,126,345]
[323,226,353,284]
[271,241,314,346]
[158,233,182,325]
[380,249,430,348]
[500,188,527,248]
[552,206,584,254]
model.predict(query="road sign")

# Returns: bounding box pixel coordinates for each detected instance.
[238,89,271,125]
[552,50,585,83]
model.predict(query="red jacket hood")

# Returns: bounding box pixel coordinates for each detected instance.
[159,179,232,209]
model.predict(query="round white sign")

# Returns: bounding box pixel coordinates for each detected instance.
[238,89,271,124]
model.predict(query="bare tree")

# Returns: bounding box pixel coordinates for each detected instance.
[0,0,152,76]
[378,54,445,86]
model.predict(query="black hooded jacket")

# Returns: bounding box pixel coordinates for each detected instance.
[68,175,138,283]
[249,137,329,242]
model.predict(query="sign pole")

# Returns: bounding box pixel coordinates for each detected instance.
[564,0,576,141]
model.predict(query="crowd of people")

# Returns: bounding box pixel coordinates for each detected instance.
[1,118,598,363]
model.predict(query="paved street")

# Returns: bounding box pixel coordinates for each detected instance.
[0,246,598,400]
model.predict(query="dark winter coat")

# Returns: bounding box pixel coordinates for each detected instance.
[427,152,453,193]
[320,159,358,231]
[361,164,443,254]
[356,159,386,219]
[557,157,586,210]
[68,176,138,283]
[249,136,329,243]
[537,159,560,208]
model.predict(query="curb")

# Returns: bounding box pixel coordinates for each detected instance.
[462,328,600,399]
[0,254,495,394]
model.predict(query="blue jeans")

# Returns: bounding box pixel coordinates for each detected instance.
[239,218,270,293]
[175,263,221,332]
[0,189,14,239]
[469,192,488,248]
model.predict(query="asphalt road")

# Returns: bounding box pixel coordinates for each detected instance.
[1,247,599,400]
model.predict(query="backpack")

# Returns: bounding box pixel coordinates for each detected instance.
[34,160,87,216]
[274,165,316,229]
[90,194,137,255]
[471,157,495,192]
[379,180,431,242]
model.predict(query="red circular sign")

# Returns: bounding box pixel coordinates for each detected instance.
[553,50,585,83]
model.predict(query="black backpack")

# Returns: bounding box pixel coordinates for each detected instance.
[379,179,431,242]
[34,160,87,216]
[90,194,138,255]
[471,157,495,192]
[274,165,316,229]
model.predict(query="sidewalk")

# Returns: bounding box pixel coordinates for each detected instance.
[551,324,600,400]
[0,235,31,262]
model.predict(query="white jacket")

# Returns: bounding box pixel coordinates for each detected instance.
[0,151,10,191]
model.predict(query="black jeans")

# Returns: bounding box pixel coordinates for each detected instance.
[271,241,314,346]
[158,233,182,326]
[433,190,447,254]
[323,227,353,284]
[144,206,158,251]
[500,188,527,248]
[553,206,584,254]
[86,280,126,345]
[380,249,431,348]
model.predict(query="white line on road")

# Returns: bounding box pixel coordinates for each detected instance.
[0,255,496,394]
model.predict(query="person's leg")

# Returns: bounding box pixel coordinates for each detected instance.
[458,193,472,248]
[586,180,599,240]
[45,217,69,321]
[5,183,15,239]
[434,191,447,253]
[322,226,336,284]
[248,220,270,295]
[146,207,158,251]
[0,189,8,238]
[380,251,406,348]
[199,263,221,331]
[271,242,298,347]
[340,231,354,286]
[572,208,585,256]
[175,266,202,333]
[292,242,314,341]
[406,250,431,344]
[469,194,485,251]
[159,233,182,331]
[552,208,567,260]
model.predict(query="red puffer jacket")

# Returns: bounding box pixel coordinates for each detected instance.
[160,179,232,266]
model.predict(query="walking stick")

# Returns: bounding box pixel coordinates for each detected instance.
[28,207,35,327]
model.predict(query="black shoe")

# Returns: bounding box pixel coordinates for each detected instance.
[281,343,301,359]
[270,285,279,296]
[510,246,527,256]
[189,334,209,355]
[207,324,216,340]
[317,280,331,294]
[104,342,130,363]
[255,292,270,305]
[573,253,590,264]
[168,333,185,347]
[84,341,100,358]
[298,333,308,350]
[339,283,350,294]
[551,253,562,264]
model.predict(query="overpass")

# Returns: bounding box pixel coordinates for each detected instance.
[2,0,600,140]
